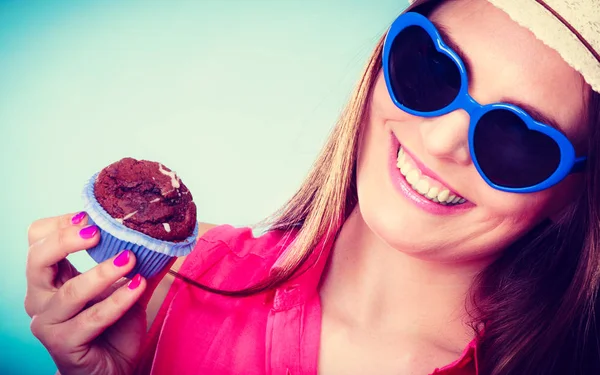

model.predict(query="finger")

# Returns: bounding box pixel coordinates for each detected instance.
[24,259,81,318]
[43,250,136,324]
[54,259,82,287]
[28,212,88,246]
[62,275,147,348]
[26,224,100,289]
[84,277,129,307]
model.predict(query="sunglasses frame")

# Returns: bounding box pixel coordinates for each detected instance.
[382,12,587,193]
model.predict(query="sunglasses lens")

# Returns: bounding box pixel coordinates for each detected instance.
[474,109,561,188]
[388,26,461,112]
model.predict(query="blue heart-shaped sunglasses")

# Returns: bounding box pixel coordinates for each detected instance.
[382,12,586,193]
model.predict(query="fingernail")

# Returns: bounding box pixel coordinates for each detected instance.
[79,225,98,239]
[128,274,141,290]
[71,211,86,225]
[113,250,130,267]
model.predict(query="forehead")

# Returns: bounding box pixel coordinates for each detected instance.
[429,0,588,140]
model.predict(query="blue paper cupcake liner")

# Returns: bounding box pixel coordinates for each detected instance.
[85,217,174,279]
[82,172,199,279]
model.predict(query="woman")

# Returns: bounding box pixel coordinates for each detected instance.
[24,0,600,374]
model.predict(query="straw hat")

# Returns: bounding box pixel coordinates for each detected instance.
[407,0,600,93]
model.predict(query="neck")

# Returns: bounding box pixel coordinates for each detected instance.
[319,206,489,351]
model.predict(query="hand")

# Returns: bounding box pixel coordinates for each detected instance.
[25,212,161,375]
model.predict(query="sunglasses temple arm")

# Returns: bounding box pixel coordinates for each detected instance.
[571,157,587,173]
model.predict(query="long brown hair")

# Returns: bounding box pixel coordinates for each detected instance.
[169,29,382,297]
[170,0,600,373]
[471,89,600,375]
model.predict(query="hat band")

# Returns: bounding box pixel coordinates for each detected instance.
[535,0,600,63]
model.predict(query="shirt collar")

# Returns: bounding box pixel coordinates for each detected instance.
[270,228,336,311]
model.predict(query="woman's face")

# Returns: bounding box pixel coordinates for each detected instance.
[356,0,588,262]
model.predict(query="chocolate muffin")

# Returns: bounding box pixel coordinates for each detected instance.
[94,158,197,242]
[82,157,199,278]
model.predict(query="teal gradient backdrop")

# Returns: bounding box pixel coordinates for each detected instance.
[0,1,409,373]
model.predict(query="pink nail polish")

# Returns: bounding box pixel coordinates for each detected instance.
[79,225,98,239]
[113,250,130,267]
[71,211,86,225]
[128,274,142,290]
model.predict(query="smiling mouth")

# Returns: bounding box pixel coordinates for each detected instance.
[396,146,467,206]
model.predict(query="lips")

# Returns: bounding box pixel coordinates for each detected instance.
[397,146,466,205]
[387,132,473,215]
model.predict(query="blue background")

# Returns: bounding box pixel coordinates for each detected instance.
[0,1,409,373]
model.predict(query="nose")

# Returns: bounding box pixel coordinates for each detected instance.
[420,109,472,165]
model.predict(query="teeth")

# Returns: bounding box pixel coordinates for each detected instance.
[397,148,406,166]
[415,180,429,194]
[400,163,411,176]
[426,186,439,199]
[396,146,466,206]
[438,189,450,203]
[406,170,420,185]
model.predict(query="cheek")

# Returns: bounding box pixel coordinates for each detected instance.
[356,74,408,187]
[470,185,567,246]
[370,73,413,122]
[478,194,545,224]
[483,172,583,222]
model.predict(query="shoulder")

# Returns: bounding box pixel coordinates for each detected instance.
[172,222,290,273]
[176,223,294,289]
[171,222,218,272]
[146,222,294,326]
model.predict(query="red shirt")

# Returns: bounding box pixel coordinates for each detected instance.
[136,225,479,374]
